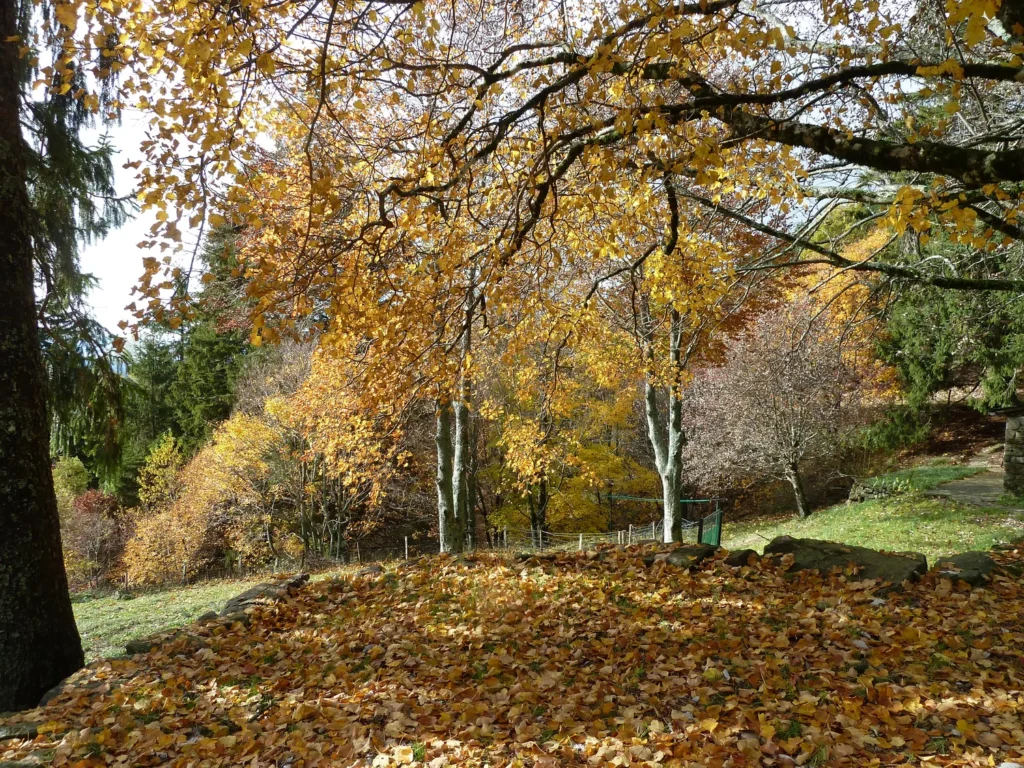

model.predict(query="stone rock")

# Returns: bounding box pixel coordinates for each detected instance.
[847,481,895,503]
[220,573,309,615]
[113,590,135,601]
[764,536,927,585]
[645,544,717,568]
[125,638,157,655]
[991,542,1020,552]
[934,551,997,587]
[997,762,1024,768]
[724,549,757,567]
[0,761,43,768]
[196,610,219,623]
[221,611,251,626]
[0,723,39,741]
[666,544,718,567]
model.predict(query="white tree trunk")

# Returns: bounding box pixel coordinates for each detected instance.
[642,304,687,543]
[452,301,473,548]
[435,400,462,553]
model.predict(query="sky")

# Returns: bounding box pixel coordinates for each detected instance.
[80,111,174,334]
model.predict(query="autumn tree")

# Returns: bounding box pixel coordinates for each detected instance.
[45,0,1024,565]
[1,0,89,709]
[684,303,867,517]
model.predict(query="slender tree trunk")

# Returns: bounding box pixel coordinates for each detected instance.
[787,463,811,518]
[528,477,548,547]
[435,400,462,553]
[452,397,469,548]
[0,4,84,709]
[466,413,478,546]
[452,269,476,549]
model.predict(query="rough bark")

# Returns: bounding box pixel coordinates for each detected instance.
[1004,415,1024,496]
[435,400,462,553]
[0,0,85,710]
[720,106,1024,186]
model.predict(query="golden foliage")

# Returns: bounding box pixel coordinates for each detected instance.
[6,546,1024,766]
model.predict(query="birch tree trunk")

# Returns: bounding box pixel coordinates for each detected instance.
[0,0,84,709]
[528,476,548,548]
[452,275,475,549]
[435,400,462,553]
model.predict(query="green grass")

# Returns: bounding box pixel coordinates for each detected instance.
[72,567,361,662]
[73,579,264,662]
[722,494,1024,564]
[861,463,986,493]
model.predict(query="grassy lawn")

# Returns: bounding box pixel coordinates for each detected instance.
[859,462,987,492]
[73,579,264,662]
[72,567,359,662]
[722,494,1024,564]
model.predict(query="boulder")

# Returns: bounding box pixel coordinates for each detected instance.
[645,544,717,568]
[355,564,385,578]
[724,549,758,567]
[37,673,105,707]
[125,638,158,655]
[0,723,39,741]
[764,536,927,585]
[220,573,309,615]
[123,574,308,657]
[934,551,997,587]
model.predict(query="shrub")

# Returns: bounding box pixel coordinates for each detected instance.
[63,490,127,588]
[53,456,91,520]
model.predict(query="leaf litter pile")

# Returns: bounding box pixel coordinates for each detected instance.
[4,546,1024,767]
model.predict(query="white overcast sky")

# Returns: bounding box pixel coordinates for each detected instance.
[80,110,182,333]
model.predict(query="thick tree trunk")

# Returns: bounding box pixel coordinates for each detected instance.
[435,400,462,553]
[787,464,811,519]
[0,3,84,710]
[643,306,686,543]
[660,465,683,543]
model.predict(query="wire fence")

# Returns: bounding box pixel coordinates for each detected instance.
[102,506,725,593]
[301,506,726,565]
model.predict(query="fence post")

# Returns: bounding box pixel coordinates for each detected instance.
[503,527,507,549]
[628,524,633,545]
[579,533,583,551]
[697,517,704,545]
[405,536,409,560]
[357,542,361,563]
